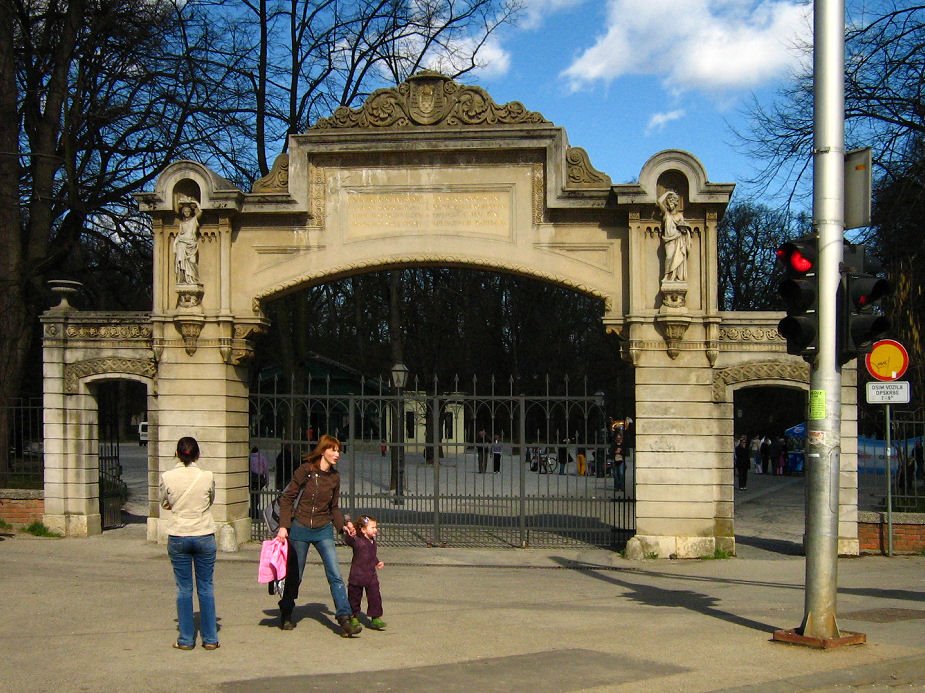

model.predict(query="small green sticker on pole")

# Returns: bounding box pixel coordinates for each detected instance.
[809,390,826,420]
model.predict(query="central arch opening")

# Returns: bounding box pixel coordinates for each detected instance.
[248,266,635,548]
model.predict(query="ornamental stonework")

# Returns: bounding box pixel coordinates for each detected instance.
[252,153,290,194]
[63,324,152,340]
[720,327,784,343]
[64,357,157,394]
[712,360,809,402]
[565,147,611,187]
[312,71,549,130]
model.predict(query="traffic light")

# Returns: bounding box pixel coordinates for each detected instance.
[839,243,891,364]
[776,235,819,358]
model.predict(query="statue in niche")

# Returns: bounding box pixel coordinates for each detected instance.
[657,190,692,282]
[174,200,202,285]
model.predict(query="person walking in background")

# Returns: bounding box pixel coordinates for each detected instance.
[274,444,298,489]
[159,436,220,651]
[734,435,750,491]
[760,435,772,475]
[623,418,635,488]
[775,436,787,476]
[750,434,762,475]
[249,446,269,519]
[343,515,387,632]
[612,430,625,491]
[275,434,361,637]
[491,435,503,473]
[558,438,570,475]
[576,447,587,476]
[476,429,488,473]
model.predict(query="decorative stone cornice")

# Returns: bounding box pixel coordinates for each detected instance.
[57,323,153,340]
[312,71,549,130]
[252,153,290,193]
[64,357,157,394]
[720,326,784,343]
[565,147,611,187]
[712,359,810,402]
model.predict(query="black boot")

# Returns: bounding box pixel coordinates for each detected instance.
[279,602,294,630]
[337,614,361,637]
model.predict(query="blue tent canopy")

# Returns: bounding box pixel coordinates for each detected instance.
[785,422,806,438]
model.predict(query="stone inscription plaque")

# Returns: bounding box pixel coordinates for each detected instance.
[346,188,511,239]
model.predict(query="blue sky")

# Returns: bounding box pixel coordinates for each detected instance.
[465,0,814,200]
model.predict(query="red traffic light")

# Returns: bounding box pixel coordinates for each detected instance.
[776,240,817,275]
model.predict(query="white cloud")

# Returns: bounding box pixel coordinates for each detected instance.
[518,0,588,30]
[467,38,512,79]
[561,0,812,94]
[645,109,686,134]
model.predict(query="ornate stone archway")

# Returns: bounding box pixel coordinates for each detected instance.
[41,73,860,555]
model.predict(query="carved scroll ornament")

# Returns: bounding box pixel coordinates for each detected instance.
[313,71,549,130]
[252,153,290,194]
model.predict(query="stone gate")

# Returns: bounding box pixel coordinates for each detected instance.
[41,72,860,556]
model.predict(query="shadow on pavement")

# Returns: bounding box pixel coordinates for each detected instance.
[734,534,804,556]
[549,556,781,633]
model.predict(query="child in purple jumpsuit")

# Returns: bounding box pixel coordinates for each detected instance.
[344,515,386,630]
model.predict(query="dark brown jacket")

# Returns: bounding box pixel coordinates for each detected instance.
[278,461,345,532]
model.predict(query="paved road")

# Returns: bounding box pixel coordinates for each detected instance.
[2,454,923,692]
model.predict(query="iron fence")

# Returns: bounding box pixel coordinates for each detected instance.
[1,398,44,489]
[249,375,634,550]
[858,407,924,513]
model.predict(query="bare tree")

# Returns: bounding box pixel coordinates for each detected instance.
[716,201,809,311]
[738,1,925,208]
[0,0,236,475]
[207,0,522,181]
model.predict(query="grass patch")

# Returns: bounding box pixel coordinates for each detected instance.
[703,547,733,560]
[0,518,12,530]
[24,521,61,538]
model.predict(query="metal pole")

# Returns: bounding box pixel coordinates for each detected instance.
[885,403,893,556]
[801,0,845,641]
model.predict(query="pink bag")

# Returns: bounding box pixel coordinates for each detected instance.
[257,539,288,584]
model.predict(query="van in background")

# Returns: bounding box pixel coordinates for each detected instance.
[138,421,148,446]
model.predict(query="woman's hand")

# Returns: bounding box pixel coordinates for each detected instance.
[275,527,288,542]
[344,521,356,537]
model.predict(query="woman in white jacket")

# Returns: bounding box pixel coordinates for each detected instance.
[159,436,219,650]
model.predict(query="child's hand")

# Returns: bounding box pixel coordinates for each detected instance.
[376,561,384,570]
[344,521,356,537]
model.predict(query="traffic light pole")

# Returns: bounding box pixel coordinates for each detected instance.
[774,0,863,648]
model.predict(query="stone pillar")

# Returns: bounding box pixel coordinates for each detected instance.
[150,325,251,548]
[41,289,102,537]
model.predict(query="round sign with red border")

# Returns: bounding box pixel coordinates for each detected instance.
[865,339,909,382]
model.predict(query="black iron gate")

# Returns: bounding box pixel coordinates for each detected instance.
[249,376,634,549]
[98,385,126,530]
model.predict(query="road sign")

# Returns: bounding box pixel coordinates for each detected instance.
[865,339,909,381]
[866,381,911,404]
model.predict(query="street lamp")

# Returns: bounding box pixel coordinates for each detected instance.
[391,362,409,505]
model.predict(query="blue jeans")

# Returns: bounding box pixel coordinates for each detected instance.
[167,534,217,646]
[613,461,626,490]
[279,522,351,619]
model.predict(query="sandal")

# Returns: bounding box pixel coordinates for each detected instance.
[172,642,194,651]
[203,643,220,651]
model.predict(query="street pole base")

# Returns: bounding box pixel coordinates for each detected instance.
[772,628,866,649]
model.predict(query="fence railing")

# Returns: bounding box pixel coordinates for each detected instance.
[1,398,43,490]
[248,385,634,550]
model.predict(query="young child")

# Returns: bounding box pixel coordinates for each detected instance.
[343,515,386,630]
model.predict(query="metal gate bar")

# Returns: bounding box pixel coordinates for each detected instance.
[249,381,634,549]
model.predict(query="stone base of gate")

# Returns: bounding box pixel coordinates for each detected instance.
[624,534,736,559]
[43,512,102,538]
[148,516,251,551]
